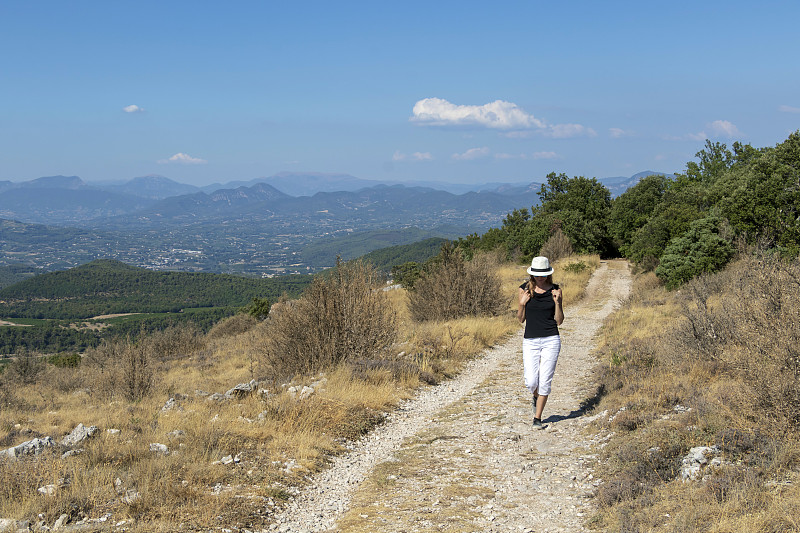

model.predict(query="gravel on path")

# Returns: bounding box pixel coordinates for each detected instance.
[266,260,631,532]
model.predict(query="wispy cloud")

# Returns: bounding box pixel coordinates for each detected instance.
[667,120,742,142]
[494,151,559,160]
[544,123,597,139]
[452,147,490,160]
[412,98,545,130]
[709,120,741,137]
[158,152,207,164]
[779,105,800,113]
[392,150,433,161]
[609,127,630,138]
[123,104,144,113]
[687,132,708,141]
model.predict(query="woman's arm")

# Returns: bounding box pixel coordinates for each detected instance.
[517,287,530,324]
[552,287,564,325]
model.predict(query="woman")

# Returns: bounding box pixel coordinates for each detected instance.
[517,256,564,429]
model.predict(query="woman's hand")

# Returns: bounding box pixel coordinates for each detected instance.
[519,287,531,306]
[552,287,562,305]
[552,287,564,325]
[517,287,530,323]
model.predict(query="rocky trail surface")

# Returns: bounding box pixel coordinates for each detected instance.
[267,260,632,532]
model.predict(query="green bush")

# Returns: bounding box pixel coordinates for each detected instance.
[563,261,588,274]
[391,261,423,289]
[47,353,82,368]
[655,215,735,289]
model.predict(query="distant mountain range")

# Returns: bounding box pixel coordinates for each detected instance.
[0,170,676,277]
[0,170,675,226]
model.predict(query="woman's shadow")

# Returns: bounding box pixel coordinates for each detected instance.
[543,384,604,424]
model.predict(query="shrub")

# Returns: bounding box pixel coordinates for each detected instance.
[656,215,735,289]
[119,339,154,401]
[47,353,81,368]
[390,261,422,289]
[4,349,45,385]
[81,336,155,401]
[562,260,587,274]
[259,258,397,380]
[207,313,258,339]
[539,227,573,263]
[243,297,271,320]
[145,324,204,361]
[408,244,505,322]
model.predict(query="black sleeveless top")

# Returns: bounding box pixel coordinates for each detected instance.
[520,282,560,338]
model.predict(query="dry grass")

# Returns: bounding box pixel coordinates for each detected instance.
[0,255,599,531]
[589,252,800,532]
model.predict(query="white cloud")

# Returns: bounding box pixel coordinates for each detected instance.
[411,98,546,130]
[779,105,800,113]
[687,132,708,141]
[452,147,490,160]
[393,150,433,161]
[533,151,559,159]
[158,152,207,165]
[709,120,741,137]
[411,97,596,141]
[609,127,629,138]
[655,154,667,161]
[123,104,144,113]
[544,123,597,139]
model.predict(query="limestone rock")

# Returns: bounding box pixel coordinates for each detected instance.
[0,436,56,460]
[61,423,98,447]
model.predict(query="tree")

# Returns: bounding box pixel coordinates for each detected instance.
[655,215,734,289]
[711,132,800,256]
[609,174,669,255]
[244,297,271,320]
[535,173,614,256]
[685,140,734,185]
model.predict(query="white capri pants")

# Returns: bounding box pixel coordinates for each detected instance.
[522,335,561,396]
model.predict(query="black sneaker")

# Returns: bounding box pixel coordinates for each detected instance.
[533,417,545,430]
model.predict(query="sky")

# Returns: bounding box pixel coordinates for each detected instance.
[1,1,799,187]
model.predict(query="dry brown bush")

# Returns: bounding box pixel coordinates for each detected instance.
[81,336,156,401]
[408,245,505,322]
[259,258,397,380]
[206,313,258,339]
[146,324,205,361]
[3,349,45,386]
[591,252,800,532]
[539,227,574,263]
[670,253,800,429]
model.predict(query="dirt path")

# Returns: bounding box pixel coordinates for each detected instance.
[268,260,631,532]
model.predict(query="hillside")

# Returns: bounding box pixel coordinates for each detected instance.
[0,259,311,319]
[300,227,458,268]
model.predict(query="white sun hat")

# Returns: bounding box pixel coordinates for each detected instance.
[526,256,554,276]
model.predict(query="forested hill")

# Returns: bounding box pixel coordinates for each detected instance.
[0,259,311,319]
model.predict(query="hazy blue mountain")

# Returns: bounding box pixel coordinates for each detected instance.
[601,171,677,197]
[106,182,291,225]
[199,172,383,196]
[202,172,541,196]
[105,175,201,199]
[0,185,156,225]
[20,175,87,189]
